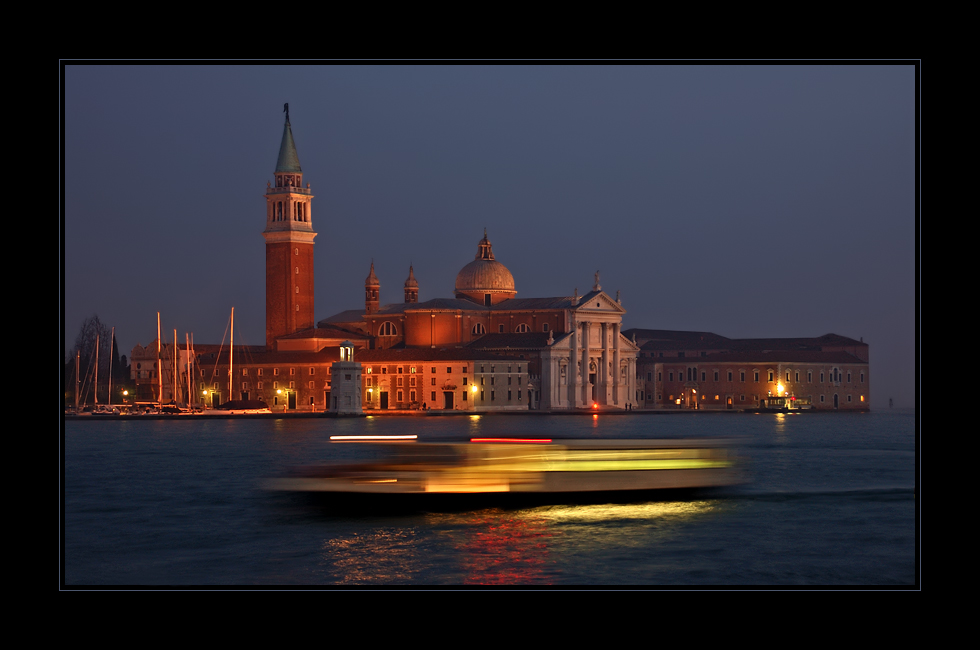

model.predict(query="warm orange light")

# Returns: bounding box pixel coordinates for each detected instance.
[592,403,599,409]
[470,438,552,443]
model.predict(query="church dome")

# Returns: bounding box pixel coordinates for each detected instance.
[454,231,516,305]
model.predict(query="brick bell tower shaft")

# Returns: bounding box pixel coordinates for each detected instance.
[263,106,316,349]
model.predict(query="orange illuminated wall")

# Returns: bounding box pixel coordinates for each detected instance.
[266,241,314,348]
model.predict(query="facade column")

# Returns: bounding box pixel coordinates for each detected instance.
[601,322,609,405]
[613,323,621,406]
[569,314,578,407]
[582,321,591,405]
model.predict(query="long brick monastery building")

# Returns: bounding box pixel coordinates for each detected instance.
[131,113,869,412]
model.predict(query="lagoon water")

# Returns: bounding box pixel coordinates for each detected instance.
[63,409,916,586]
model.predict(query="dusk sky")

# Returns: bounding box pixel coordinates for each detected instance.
[62,64,917,408]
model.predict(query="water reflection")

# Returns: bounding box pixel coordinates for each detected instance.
[432,510,554,585]
[323,528,423,584]
[316,499,720,585]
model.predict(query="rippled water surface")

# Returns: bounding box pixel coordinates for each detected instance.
[63,409,916,586]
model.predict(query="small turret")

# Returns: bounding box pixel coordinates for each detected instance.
[365,262,380,315]
[404,265,419,303]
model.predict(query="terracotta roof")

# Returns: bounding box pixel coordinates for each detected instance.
[195,347,341,364]
[319,310,367,326]
[492,296,576,310]
[357,348,524,363]
[277,326,370,340]
[657,350,868,365]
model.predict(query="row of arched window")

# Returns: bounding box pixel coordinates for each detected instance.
[472,322,545,335]
[270,201,309,222]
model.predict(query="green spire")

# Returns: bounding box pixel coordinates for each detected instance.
[275,115,302,174]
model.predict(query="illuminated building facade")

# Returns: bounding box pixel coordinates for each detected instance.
[628,330,870,410]
[322,234,640,411]
[131,111,864,413]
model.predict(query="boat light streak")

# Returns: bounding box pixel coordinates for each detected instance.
[470,438,552,444]
[330,435,418,441]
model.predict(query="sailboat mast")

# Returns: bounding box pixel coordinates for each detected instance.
[76,351,80,412]
[230,307,234,402]
[94,334,99,406]
[157,312,162,405]
[108,327,114,407]
[186,332,192,408]
[174,329,178,406]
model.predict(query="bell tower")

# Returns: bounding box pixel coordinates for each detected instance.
[264,105,316,349]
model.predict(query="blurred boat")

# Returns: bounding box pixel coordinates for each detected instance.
[267,438,743,507]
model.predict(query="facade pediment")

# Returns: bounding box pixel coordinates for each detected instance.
[573,291,625,315]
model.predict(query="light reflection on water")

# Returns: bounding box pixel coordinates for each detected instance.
[319,500,721,585]
[64,410,915,585]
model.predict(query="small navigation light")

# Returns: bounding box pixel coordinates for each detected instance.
[592,402,599,409]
